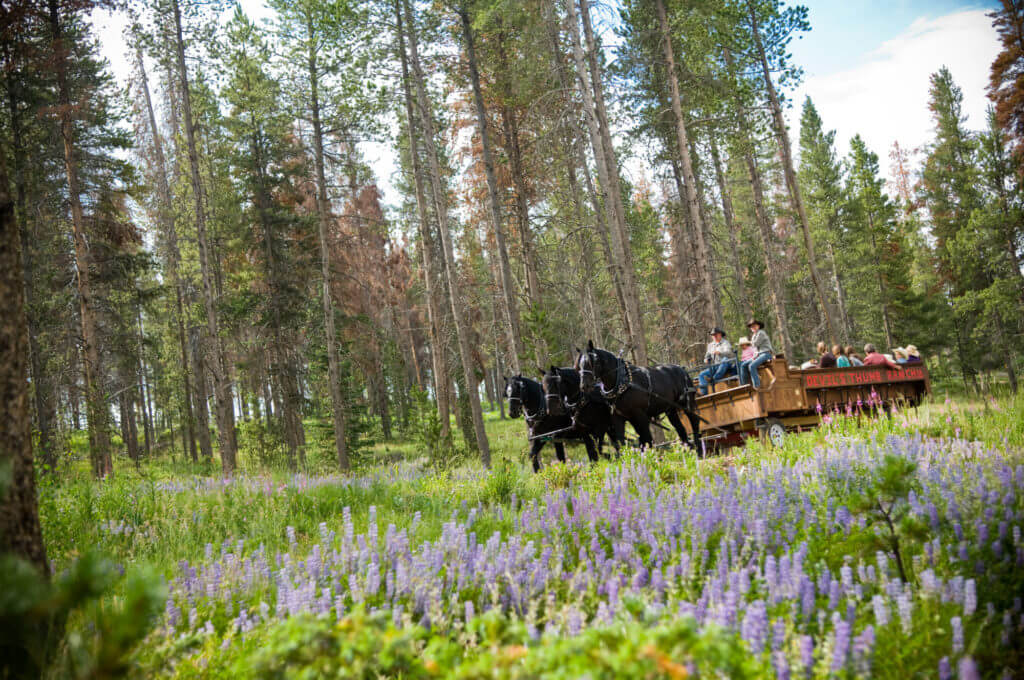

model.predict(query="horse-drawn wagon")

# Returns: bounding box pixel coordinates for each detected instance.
[682,357,931,451]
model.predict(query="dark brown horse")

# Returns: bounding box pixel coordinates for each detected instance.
[576,341,704,453]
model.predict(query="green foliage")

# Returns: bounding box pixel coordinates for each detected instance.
[405,386,458,469]
[0,552,164,680]
[161,605,765,679]
[481,457,526,506]
[834,452,928,582]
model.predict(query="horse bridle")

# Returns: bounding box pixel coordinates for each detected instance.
[583,350,632,401]
[509,378,544,422]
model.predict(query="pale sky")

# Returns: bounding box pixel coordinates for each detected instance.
[93,1,1001,207]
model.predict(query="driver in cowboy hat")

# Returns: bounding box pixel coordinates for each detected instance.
[698,327,735,395]
[739,318,774,388]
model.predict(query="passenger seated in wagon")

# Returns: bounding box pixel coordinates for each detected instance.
[845,345,864,366]
[834,344,852,367]
[904,345,922,364]
[739,318,774,388]
[738,336,755,363]
[817,341,837,368]
[862,343,901,369]
[698,327,735,395]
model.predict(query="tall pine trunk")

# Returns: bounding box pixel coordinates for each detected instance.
[306,26,350,471]
[710,136,751,318]
[458,6,527,374]
[571,0,648,364]
[4,47,57,472]
[747,0,835,342]
[726,49,793,358]
[543,5,613,345]
[172,0,237,473]
[138,48,198,463]
[48,0,112,478]
[1,161,49,576]
[404,0,490,465]
[655,0,719,330]
[395,0,452,442]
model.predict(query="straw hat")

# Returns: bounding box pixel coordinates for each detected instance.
[905,344,920,357]
[738,336,751,346]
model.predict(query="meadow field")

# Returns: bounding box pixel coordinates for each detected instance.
[11,394,1024,679]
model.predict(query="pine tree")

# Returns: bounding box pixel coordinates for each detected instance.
[845,135,922,350]
[222,8,310,469]
[988,0,1024,168]
[798,97,853,343]
[920,67,984,389]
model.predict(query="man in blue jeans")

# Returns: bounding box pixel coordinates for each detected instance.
[739,318,774,388]
[698,327,735,395]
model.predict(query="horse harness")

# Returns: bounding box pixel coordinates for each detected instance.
[586,351,695,416]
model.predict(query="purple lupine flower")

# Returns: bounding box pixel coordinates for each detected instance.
[740,600,768,653]
[831,619,850,673]
[964,579,977,616]
[773,651,790,680]
[958,657,980,680]
[939,657,952,680]
[951,616,964,654]
[852,625,875,675]
[872,595,889,626]
[800,635,814,673]
[897,592,913,634]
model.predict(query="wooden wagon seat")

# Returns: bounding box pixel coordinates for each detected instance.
[696,354,784,396]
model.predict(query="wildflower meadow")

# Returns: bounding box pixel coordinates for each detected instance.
[9,393,1024,678]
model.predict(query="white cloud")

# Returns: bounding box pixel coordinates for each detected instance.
[788,9,1000,168]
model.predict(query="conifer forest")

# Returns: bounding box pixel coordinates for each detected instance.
[2,0,1024,677]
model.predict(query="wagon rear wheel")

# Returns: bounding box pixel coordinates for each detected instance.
[758,418,787,448]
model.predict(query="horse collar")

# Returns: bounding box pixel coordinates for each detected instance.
[600,356,632,401]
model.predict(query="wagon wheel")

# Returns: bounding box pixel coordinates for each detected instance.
[758,418,787,448]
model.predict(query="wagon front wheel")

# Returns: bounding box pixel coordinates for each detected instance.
[760,418,786,448]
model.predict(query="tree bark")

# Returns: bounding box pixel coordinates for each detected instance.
[139,47,199,463]
[710,136,751,318]
[4,46,57,472]
[458,6,527,374]
[190,327,213,459]
[395,0,451,442]
[865,210,895,349]
[48,0,112,478]
[747,0,835,342]
[655,0,719,330]
[570,0,648,364]
[542,7,610,345]
[404,0,490,465]
[305,22,350,471]
[171,0,237,473]
[726,49,793,359]
[0,161,49,576]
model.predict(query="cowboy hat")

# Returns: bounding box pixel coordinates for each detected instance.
[738,336,751,346]
[745,318,763,329]
[905,344,920,357]
[710,327,726,337]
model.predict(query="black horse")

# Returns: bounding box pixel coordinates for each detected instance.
[504,375,602,472]
[576,340,704,453]
[540,366,620,458]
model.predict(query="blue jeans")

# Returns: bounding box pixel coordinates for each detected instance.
[698,361,736,395]
[740,352,772,388]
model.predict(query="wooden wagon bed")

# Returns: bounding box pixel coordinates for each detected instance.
[680,357,930,450]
